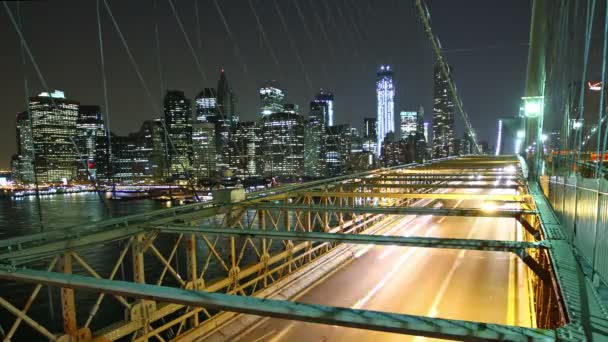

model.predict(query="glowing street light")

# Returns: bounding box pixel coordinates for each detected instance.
[521,96,544,117]
[541,134,548,142]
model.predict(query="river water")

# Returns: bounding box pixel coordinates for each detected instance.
[0,192,296,340]
[0,193,168,340]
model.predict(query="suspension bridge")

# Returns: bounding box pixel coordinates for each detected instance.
[2,0,608,341]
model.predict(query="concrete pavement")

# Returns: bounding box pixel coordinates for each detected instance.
[227,188,534,341]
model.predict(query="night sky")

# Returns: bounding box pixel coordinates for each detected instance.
[0,0,531,168]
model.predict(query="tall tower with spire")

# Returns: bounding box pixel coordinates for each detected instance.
[376,65,395,156]
[215,69,238,171]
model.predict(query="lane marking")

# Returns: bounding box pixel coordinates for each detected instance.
[353,225,438,309]
[269,322,295,342]
[252,329,276,342]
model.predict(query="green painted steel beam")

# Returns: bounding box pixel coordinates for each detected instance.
[346,183,521,189]
[361,177,525,183]
[251,204,535,218]
[155,227,547,253]
[303,192,528,202]
[0,266,556,341]
[0,226,146,266]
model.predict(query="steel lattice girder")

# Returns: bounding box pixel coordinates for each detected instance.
[0,226,147,266]
[344,183,521,190]
[0,267,556,341]
[154,227,547,253]
[302,192,529,202]
[250,204,536,217]
[359,178,525,185]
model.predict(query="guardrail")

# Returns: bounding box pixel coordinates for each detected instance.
[546,175,608,284]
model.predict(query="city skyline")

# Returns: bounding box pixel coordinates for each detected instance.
[0,0,531,168]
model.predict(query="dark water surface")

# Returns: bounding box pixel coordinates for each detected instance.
[0,193,167,341]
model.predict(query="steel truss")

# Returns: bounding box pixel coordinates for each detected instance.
[0,157,567,341]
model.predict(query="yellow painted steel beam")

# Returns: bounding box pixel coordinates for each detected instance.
[305,192,529,201]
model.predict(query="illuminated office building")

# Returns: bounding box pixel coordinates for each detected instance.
[261,112,305,177]
[400,111,418,139]
[325,124,351,176]
[304,107,326,177]
[76,105,107,181]
[195,88,218,123]
[14,111,34,184]
[29,90,79,183]
[231,121,262,178]
[192,122,216,180]
[432,64,456,158]
[259,82,284,116]
[163,90,192,180]
[216,69,238,170]
[311,90,335,127]
[376,66,395,155]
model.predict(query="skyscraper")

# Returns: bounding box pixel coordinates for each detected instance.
[163,90,192,180]
[432,64,456,158]
[231,121,262,178]
[76,105,106,181]
[362,117,377,155]
[304,106,326,177]
[192,122,216,180]
[415,106,427,163]
[259,82,284,116]
[400,111,418,139]
[261,112,305,177]
[311,90,335,127]
[376,66,395,155]
[325,124,352,176]
[216,69,238,171]
[14,110,34,183]
[29,90,79,183]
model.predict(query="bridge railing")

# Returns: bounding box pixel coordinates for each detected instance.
[547,175,608,285]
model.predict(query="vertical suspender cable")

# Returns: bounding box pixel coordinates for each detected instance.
[573,0,596,174]
[16,3,44,232]
[597,0,608,176]
[101,0,200,201]
[96,0,116,205]
[155,0,174,201]
[3,2,111,215]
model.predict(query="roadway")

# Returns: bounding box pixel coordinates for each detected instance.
[228,186,534,342]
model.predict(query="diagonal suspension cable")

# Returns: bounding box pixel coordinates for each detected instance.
[101,0,200,201]
[3,1,111,215]
[247,0,282,75]
[16,2,44,231]
[272,0,313,93]
[96,0,116,197]
[167,0,209,86]
[414,0,481,154]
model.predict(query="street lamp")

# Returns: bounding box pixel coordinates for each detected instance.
[521,96,544,117]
